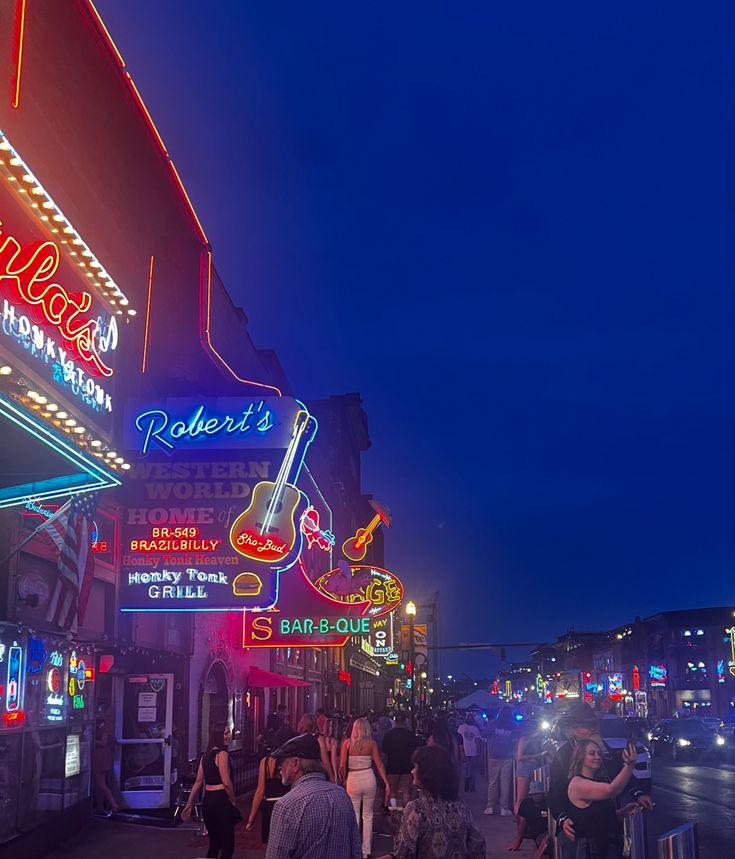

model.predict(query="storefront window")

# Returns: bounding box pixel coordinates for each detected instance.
[18,728,66,830]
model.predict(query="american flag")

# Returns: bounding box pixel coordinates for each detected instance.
[45,491,100,631]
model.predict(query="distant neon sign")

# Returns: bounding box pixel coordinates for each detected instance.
[23,497,60,520]
[648,664,667,687]
[608,672,623,699]
[6,642,22,711]
[727,628,735,677]
[0,230,114,377]
[134,401,275,455]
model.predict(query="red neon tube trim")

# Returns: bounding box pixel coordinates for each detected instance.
[124,72,169,158]
[83,0,126,68]
[200,249,282,396]
[10,0,27,110]
[141,256,154,373]
[167,161,208,245]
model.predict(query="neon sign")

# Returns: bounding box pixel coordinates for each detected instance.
[125,396,303,454]
[230,411,316,564]
[648,665,667,687]
[129,526,221,553]
[341,499,391,562]
[134,401,275,455]
[243,559,371,648]
[314,565,403,618]
[632,666,640,691]
[300,506,335,552]
[727,628,735,677]
[23,497,60,520]
[6,642,23,712]
[0,230,114,377]
[608,672,623,699]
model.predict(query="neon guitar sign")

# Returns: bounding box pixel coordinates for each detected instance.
[341,499,391,561]
[0,230,113,377]
[230,410,316,565]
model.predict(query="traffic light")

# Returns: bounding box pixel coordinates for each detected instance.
[399,663,405,671]
[405,661,413,675]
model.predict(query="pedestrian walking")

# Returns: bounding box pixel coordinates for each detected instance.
[484,706,516,816]
[340,717,390,859]
[381,711,421,808]
[326,714,346,782]
[514,718,544,814]
[298,712,336,781]
[182,722,241,859]
[567,739,640,859]
[93,718,120,815]
[457,712,481,792]
[245,751,289,843]
[428,714,464,773]
[376,745,486,859]
[266,732,361,859]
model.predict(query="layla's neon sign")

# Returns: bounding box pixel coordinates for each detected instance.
[135,401,275,455]
[314,565,404,618]
[0,231,113,377]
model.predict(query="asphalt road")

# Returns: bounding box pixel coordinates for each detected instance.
[647,745,735,857]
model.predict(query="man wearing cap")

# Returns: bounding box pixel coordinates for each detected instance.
[548,703,652,857]
[266,732,361,859]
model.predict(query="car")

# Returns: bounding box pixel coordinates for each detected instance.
[648,719,727,760]
[598,716,652,782]
[697,716,724,734]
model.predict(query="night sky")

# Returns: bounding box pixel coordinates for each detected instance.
[97,2,734,677]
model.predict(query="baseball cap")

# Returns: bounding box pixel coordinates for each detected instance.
[271,732,321,761]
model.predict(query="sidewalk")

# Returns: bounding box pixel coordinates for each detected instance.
[43,775,525,859]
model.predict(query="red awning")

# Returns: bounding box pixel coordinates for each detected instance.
[247,665,312,688]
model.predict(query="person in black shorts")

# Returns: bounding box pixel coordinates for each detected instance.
[507,781,550,858]
[381,712,420,807]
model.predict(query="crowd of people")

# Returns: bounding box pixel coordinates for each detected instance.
[180,700,652,859]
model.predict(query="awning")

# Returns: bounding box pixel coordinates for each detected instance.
[0,395,120,508]
[247,665,312,688]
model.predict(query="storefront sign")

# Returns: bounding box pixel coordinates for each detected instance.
[242,561,371,648]
[124,397,303,454]
[727,628,735,676]
[6,641,23,712]
[314,565,403,619]
[370,614,393,657]
[0,175,119,431]
[608,672,623,699]
[632,665,640,691]
[648,664,667,687]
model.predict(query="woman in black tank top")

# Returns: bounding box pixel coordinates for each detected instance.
[183,722,240,859]
[567,739,639,859]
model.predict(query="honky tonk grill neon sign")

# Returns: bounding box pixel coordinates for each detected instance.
[0,229,113,377]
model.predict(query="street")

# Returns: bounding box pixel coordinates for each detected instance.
[647,747,735,857]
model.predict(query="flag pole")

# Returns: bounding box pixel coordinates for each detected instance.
[0,497,73,568]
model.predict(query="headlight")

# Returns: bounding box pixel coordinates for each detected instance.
[647,732,653,741]
[541,720,550,731]
[677,738,691,747]
[715,736,726,746]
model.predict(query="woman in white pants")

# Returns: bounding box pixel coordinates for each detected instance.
[340,718,390,859]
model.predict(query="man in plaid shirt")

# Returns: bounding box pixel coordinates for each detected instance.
[266,733,361,859]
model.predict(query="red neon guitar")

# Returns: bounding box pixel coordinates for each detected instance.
[230,410,316,564]
[341,499,391,562]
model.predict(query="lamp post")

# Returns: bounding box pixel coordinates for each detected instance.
[406,600,416,713]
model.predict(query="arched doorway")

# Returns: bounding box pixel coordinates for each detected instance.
[200,661,230,752]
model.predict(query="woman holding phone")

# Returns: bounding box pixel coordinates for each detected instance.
[566,739,641,859]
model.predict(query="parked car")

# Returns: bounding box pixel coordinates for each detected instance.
[598,716,652,783]
[648,719,727,760]
[697,716,724,734]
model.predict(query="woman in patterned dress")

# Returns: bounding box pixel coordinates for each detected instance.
[378,745,485,859]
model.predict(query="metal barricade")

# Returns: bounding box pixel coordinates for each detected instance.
[657,822,698,859]
[624,809,647,859]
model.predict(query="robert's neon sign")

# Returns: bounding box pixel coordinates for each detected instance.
[135,401,275,454]
[0,231,113,377]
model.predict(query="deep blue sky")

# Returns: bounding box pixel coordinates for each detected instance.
[98,2,734,677]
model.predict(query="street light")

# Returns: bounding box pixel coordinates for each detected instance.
[406,601,416,713]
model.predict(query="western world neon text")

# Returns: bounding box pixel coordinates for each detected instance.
[135,401,275,454]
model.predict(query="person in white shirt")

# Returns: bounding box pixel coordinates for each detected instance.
[457,713,481,792]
